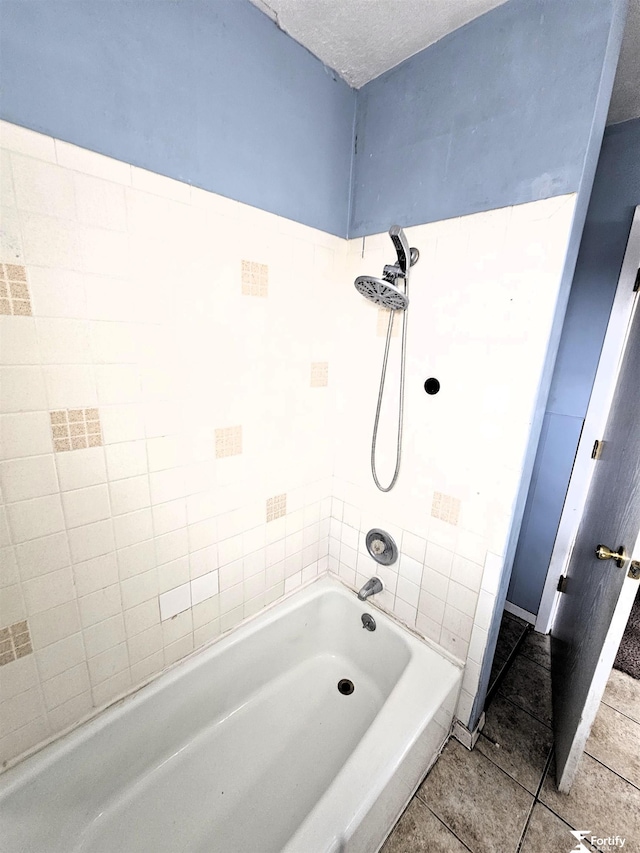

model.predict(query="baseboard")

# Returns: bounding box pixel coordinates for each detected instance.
[504,601,536,625]
[452,712,485,750]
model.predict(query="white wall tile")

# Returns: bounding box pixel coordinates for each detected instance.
[11,153,76,219]
[1,120,56,161]
[56,446,107,491]
[109,475,151,516]
[73,553,119,598]
[22,566,75,615]
[0,317,40,365]
[68,519,115,563]
[15,532,70,581]
[0,455,58,503]
[55,139,131,184]
[104,440,148,481]
[43,365,97,409]
[0,412,53,460]
[191,570,219,606]
[36,318,92,364]
[0,367,48,413]
[159,583,191,621]
[62,484,111,528]
[7,494,65,543]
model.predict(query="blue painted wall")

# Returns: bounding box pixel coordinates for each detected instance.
[508,117,640,615]
[0,0,355,237]
[351,0,622,237]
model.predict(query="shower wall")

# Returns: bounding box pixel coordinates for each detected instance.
[0,121,340,765]
[0,119,578,762]
[331,197,576,723]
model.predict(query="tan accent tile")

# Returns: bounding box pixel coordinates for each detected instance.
[0,619,34,666]
[215,425,243,458]
[11,299,32,316]
[241,260,268,297]
[50,408,103,452]
[5,264,27,282]
[266,493,287,523]
[9,281,29,299]
[310,362,329,387]
[431,491,461,526]
[377,308,400,337]
[0,264,32,315]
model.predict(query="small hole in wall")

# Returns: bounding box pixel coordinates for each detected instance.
[424,378,440,395]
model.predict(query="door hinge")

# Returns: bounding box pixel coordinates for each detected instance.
[557,575,569,593]
[591,439,603,460]
[634,268,640,292]
[629,561,640,581]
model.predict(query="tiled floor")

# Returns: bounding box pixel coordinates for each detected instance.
[382,613,640,853]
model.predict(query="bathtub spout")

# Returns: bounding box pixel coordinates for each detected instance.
[358,577,383,601]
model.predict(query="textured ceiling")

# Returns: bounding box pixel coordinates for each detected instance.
[250,0,508,88]
[251,0,640,125]
[608,0,640,125]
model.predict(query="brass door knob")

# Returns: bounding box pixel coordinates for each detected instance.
[595,544,626,567]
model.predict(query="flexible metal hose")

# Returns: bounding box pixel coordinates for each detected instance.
[370,274,409,492]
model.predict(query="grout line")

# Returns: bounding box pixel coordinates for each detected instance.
[423,803,475,853]
[584,750,640,792]
[514,796,536,853]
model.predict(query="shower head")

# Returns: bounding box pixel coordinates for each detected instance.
[389,225,410,275]
[354,275,409,311]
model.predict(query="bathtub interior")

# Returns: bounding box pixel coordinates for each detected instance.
[0,579,461,853]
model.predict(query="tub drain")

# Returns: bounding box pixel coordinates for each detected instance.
[337,679,354,695]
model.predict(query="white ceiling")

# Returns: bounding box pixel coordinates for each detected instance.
[250,0,640,124]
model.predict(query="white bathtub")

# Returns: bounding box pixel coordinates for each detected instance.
[0,576,462,853]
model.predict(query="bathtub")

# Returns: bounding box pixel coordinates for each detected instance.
[0,576,462,853]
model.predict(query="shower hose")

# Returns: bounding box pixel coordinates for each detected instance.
[370,275,409,492]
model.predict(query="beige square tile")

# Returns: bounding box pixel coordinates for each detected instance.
[240,260,268,297]
[266,493,287,523]
[215,425,243,458]
[431,492,461,526]
[310,362,329,387]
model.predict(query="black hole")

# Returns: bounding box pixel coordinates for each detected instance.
[424,378,440,395]
[338,679,354,695]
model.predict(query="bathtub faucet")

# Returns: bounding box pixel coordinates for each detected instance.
[358,577,383,601]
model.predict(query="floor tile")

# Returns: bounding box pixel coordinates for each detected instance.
[494,617,527,662]
[540,754,640,847]
[519,631,551,670]
[418,738,533,853]
[585,702,640,787]
[381,797,471,853]
[519,803,597,853]
[497,654,552,726]
[476,694,552,794]
[602,668,640,724]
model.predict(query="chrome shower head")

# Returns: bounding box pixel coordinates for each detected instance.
[354,275,409,311]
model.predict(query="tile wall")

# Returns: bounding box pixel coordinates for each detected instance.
[329,197,576,724]
[0,121,338,766]
[0,119,578,766]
